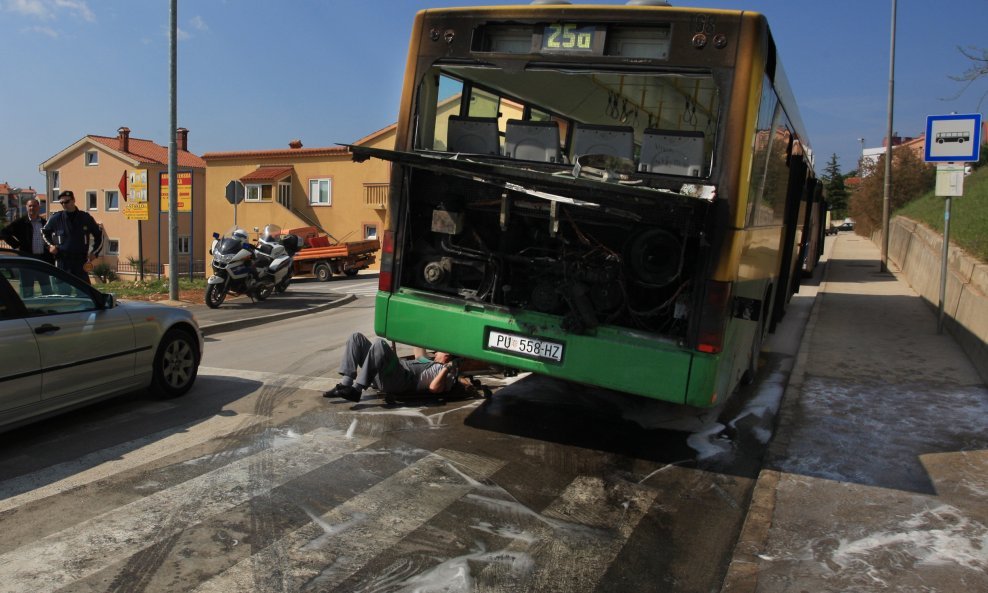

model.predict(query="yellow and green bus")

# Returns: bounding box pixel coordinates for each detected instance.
[353,2,826,408]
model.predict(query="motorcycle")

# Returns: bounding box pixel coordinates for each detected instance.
[205,224,302,309]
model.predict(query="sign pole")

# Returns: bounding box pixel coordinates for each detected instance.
[924,113,981,335]
[938,194,951,334]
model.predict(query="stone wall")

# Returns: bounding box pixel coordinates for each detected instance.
[882,216,988,383]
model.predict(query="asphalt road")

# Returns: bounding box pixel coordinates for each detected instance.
[0,277,818,592]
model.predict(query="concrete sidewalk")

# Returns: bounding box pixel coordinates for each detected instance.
[723,233,988,592]
[153,281,356,336]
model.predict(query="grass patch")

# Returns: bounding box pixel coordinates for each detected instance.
[897,165,988,262]
[97,277,209,298]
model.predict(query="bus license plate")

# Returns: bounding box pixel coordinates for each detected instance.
[486,330,563,362]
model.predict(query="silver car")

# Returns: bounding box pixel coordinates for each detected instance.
[0,252,202,431]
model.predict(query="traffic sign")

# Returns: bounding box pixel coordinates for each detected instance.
[225,180,245,205]
[924,113,982,162]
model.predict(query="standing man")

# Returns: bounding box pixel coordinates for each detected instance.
[1,198,53,264]
[1,197,54,296]
[42,190,103,284]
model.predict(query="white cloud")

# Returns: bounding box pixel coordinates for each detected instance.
[53,0,94,22]
[3,0,94,21]
[26,24,58,37]
[189,15,208,31]
[5,0,51,19]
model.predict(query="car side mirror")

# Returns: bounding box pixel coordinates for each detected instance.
[100,292,116,309]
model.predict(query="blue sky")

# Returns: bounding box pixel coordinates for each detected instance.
[2,0,986,192]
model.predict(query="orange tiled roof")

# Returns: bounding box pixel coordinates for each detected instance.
[89,135,206,169]
[240,166,294,183]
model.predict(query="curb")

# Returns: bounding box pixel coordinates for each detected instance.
[198,294,357,336]
[718,236,836,593]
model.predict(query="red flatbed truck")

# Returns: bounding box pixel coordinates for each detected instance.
[286,226,380,281]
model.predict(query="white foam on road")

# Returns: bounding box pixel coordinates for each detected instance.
[193,448,506,593]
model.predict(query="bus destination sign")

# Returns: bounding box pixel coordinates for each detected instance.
[541,23,597,53]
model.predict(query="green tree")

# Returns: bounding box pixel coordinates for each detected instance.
[821,153,849,218]
[850,148,935,236]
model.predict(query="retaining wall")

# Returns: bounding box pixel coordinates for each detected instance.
[882,216,988,383]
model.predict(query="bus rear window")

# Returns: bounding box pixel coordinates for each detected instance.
[414,65,720,178]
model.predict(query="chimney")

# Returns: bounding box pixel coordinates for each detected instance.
[289,139,303,149]
[117,126,130,153]
[176,127,189,152]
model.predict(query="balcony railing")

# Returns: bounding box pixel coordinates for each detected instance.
[363,183,389,210]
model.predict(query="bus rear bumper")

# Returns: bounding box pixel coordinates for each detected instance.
[376,292,722,407]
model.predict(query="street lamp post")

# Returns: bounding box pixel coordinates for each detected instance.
[881,0,897,273]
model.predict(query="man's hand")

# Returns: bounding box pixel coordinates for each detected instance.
[48,245,58,255]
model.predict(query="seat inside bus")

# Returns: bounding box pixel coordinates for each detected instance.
[447,115,501,155]
[504,119,561,162]
[638,129,705,177]
[570,123,634,161]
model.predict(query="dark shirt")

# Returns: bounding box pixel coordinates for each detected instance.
[42,210,103,256]
[1,215,48,256]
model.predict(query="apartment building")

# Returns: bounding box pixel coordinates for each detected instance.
[39,127,206,277]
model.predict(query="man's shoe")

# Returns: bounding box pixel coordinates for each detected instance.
[323,384,361,402]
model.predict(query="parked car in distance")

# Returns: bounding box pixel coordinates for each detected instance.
[825,225,839,236]
[0,250,203,431]
[837,221,855,232]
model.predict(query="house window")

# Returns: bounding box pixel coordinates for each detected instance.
[177,236,190,255]
[49,170,60,203]
[107,239,120,255]
[86,191,98,210]
[245,184,267,202]
[105,190,119,211]
[278,182,291,209]
[85,150,99,166]
[364,224,378,240]
[309,178,332,205]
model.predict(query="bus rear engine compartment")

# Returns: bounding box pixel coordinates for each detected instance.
[402,173,707,338]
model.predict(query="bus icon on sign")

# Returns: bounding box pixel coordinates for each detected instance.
[936,131,970,144]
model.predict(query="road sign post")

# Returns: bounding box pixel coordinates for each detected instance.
[225,180,245,226]
[924,113,982,334]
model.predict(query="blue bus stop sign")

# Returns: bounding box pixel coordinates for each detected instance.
[924,113,982,162]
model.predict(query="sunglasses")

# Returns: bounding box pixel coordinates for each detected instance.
[59,198,73,205]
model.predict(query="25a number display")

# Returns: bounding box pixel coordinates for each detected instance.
[542,23,594,52]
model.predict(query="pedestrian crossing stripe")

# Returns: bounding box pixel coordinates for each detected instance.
[0,428,377,593]
[0,419,661,593]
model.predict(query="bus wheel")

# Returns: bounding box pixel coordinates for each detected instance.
[314,263,332,282]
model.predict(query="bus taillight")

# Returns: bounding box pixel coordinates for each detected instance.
[696,280,732,354]
[378,230,395,293]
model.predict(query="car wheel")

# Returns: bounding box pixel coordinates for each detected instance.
[314,263,332,282]
[150,328,200,398]
[205,283,226,308]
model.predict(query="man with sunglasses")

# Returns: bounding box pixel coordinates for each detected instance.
[42,190,103,284]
